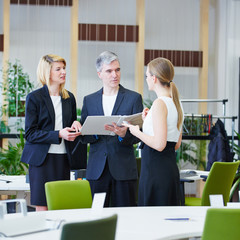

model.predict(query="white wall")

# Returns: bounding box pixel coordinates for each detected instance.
[9,4,72,90]
[210,0,240,133]
[225,0,240,133]
[78,0,202,113]
[0,0,3,33]
[0,0,239,134]
[144,0,200,114]
[77,0,137,109]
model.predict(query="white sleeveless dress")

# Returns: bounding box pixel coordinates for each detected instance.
[138,97,183,206]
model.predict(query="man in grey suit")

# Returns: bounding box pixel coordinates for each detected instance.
[73,51,143,207]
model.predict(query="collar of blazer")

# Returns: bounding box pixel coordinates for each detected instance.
[41,85,55,124]
[41,85,72,128]
[96,84,125,116]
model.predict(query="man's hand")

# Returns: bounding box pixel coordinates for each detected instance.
[104,122,128,138]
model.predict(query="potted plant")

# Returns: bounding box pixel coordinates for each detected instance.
[0,131,28,175]
[0,60,34,118]
[0,59,34,145]
[0,60,34,211]
[176,141,206,170]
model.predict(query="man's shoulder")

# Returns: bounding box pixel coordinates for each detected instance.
[119,85,141,97]
[84,89,102,100]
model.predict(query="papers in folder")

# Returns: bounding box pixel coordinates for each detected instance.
[80,112,143,136]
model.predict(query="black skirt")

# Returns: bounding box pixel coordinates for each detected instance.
[29,153,70,206]
[138,142,180,206]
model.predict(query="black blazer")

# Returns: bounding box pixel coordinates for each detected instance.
[80,84,143,181]
[21,85,86,168]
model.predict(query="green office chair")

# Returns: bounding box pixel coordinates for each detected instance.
[185,161,240,206]
[60,214,118,240]
[229,172,240,201]
[45,180,92,210]
[202,208,240,240]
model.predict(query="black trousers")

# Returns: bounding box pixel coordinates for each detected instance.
[88,161,137,207]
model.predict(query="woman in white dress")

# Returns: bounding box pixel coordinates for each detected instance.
[124,57,184,206]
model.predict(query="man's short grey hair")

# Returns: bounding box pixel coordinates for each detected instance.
[96,51,120,72]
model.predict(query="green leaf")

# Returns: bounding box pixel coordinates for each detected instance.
[0,130,28,175]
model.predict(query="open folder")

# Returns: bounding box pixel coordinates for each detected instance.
[80,112,143,136]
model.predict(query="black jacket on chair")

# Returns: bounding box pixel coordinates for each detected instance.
[207,119,233,171]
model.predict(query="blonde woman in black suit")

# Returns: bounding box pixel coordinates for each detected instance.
[21,55,81,211]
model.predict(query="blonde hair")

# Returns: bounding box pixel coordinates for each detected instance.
[148,57,183,130]
[37,54,69,99]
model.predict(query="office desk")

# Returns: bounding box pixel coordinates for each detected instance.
[2,206,208,240]
[0,171,209,208]
[180,170,209,181]
[0,175,29,200]
[0,173,76,201]
[179,170,209,205]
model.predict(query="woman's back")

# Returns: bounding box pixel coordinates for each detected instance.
[143,96,181,142]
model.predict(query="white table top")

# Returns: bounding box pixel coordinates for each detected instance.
[0,172,76,192]
[180,169,209,181]
[0,206,209,240]
[0,170,208,192]
[0,175,29,191]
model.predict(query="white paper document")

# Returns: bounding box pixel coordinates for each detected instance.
[92,192,106,210]
[209,194,224,207]
[80,112,143,136]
